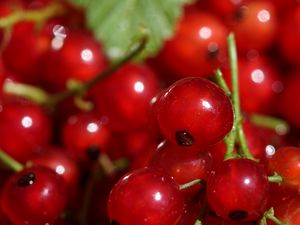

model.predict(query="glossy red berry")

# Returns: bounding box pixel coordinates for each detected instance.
[156,77,233,147]
[224,56,281,114]
[0,100,52,163]
[268,146,300,188]
[231,1,277,53]
[156,10,227,78]
[1,166,67,225]
[42,29,108,91]
[62,112,111,161]
[108,167,185,225]
[207,158,269,221]
[149,140,212,196]
[30,146,80,192]
[93,63,160,132]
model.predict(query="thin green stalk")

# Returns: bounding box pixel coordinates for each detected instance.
[0,2,65,28]
[214,69,231,97]
[250,113,290,135]
[48,36,148,107]
[3,81,51,105]
[227,33,254,160]
[179,179,202,190]
[0,150,23,172]
[268,173,283,183]
[262,208,287,225]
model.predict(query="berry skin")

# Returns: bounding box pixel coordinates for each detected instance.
[93,63,160,132]
[62,112,111,161]
[42,29,108,91]
[268,146,300,188]
[207,158,269,221]
[149,140,212,196]
[0,100,52,163]
[156,77,233,147]
[1,166,67,225]
[108,167,185,225]
[231,1,277,53]
[156,10,227,78]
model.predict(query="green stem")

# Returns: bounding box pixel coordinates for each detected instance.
[0,2,65,28]
[179,179,202,190]
[268,173,283,183]
[262,208,287,225]
[3,81,51,104]
[194,219,202,225]
[0,150,23,172]
[250,114,290,135]
[47,36,148,107]
[227,33,254,161]
[214,69,231,97]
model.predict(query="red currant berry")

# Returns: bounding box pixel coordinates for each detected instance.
[269,146,300,188]
[93,63,160,132]
[231,1,277,53]
[149,140,212,196]
[108,167,185,225]
[156,77,233,147]
[207,158,269,221]
[42,29,108,91]
[156,10,227,78]
[0,100,52,163]
[1,166,67,225]
[62,112,111,161]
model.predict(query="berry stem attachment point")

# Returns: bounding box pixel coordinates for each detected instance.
[227,33,255,161]
[194,219,202,225]
[260,208,287,225]
[268,173,283,183]
[0,150,23,172]
[179,179,203,190]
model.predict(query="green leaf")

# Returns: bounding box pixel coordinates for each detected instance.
[68,0,191,61]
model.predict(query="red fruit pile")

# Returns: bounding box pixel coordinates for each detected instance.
[0,1,299,225]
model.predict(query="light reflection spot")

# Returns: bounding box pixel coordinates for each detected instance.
[81,49,93,62]
[257,9,271,23]
[87,123,99,133]
[21,116,33,128]
[251,69,265,84]
[134,81,144,93]
[199,26,212,39]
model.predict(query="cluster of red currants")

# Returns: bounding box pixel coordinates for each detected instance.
[0,0,299,225]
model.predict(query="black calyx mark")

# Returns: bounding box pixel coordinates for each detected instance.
[111,221,120,225]
[207,43,220,60]
[234,6,247,21]
[86,145,101,160]
[228,210,248,220]
[17,172,36,187]
[175,130,195,146]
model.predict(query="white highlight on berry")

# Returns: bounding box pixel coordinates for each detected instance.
[87,122,99,133]
[81,49,93,62]
[244,178,251,185]
[251,69,265,84]
[257,9,270,23]
[199,26,212,39]
[265,145,276,158]
[134,81,145,93]
[154,192,162,201]
[56,165,65,175]
[51,25,67,50]
[202,100,212,109]
[21,116,33,128]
